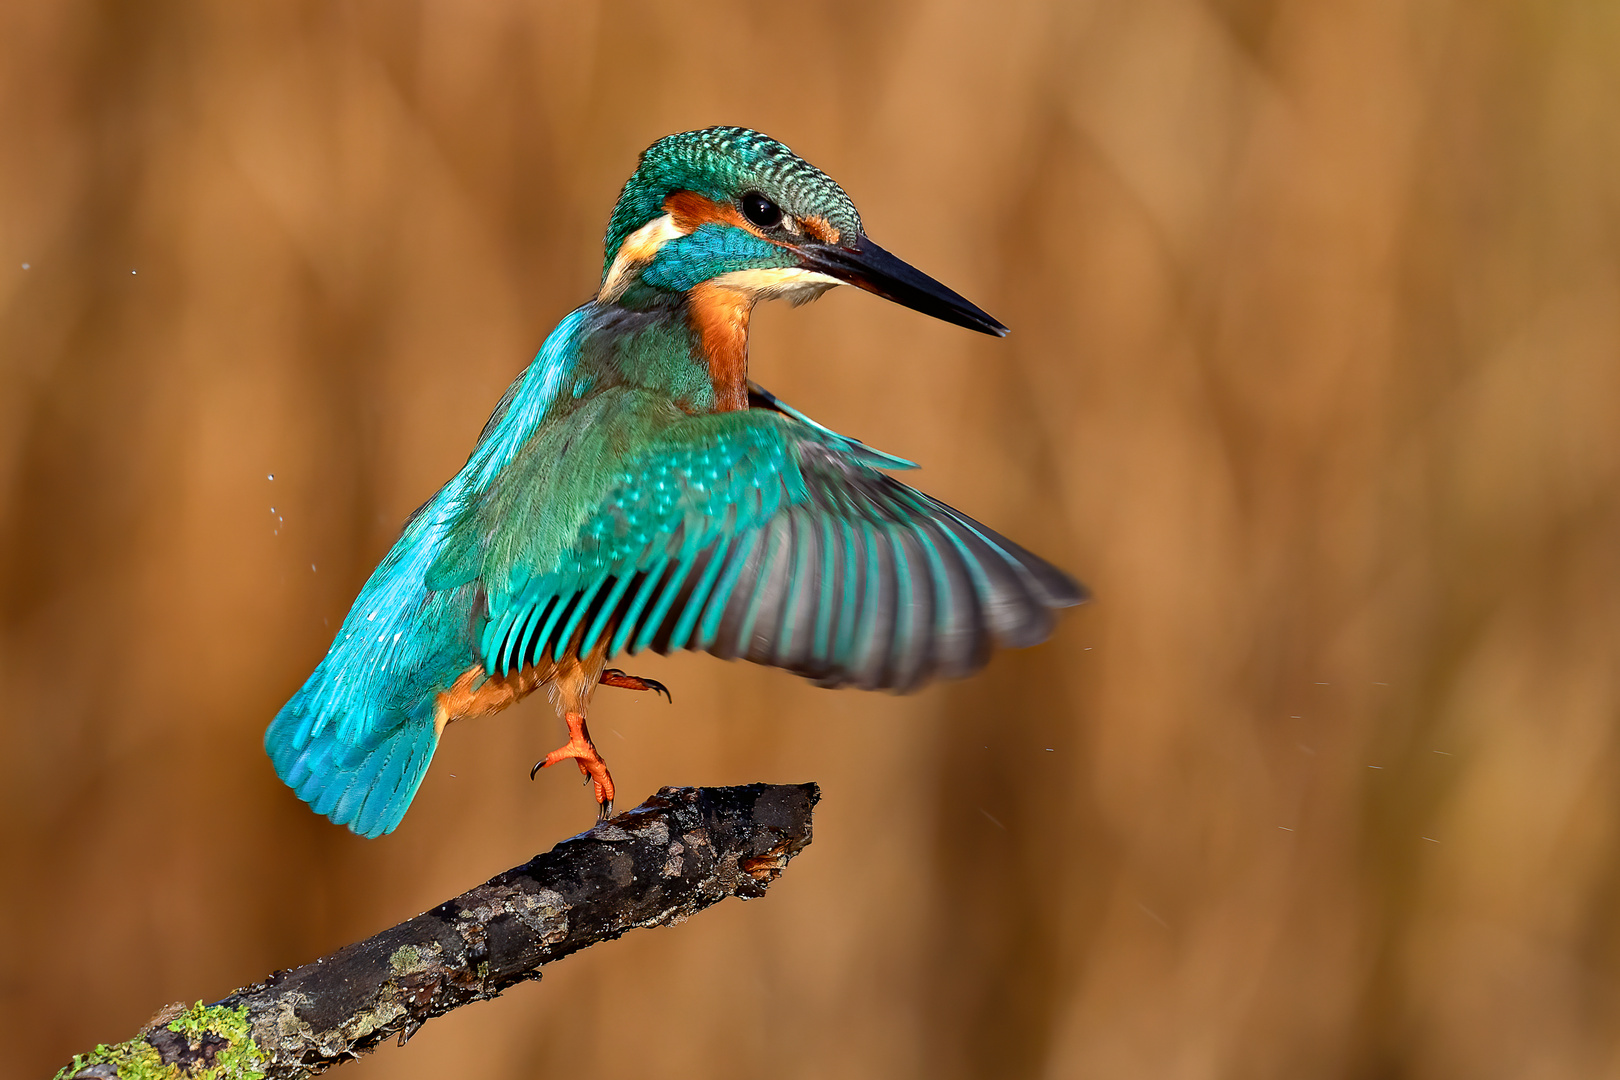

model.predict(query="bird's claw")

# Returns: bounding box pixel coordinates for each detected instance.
[599,668,672,703]
[530,711,615,811]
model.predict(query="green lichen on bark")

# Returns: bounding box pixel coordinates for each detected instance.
[387,941,441,975]
[55,785,818,1079]
[53,1039,164,1080]
[387,944,424,974]
[56,1002,266,1080]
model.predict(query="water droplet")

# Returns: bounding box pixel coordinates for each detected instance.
[21,263,29,270]
[130,269,137,275]
[311,564,317,572]
[270,507,276,513]
[267,473,275,481]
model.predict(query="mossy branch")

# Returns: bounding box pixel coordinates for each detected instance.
[57,783,819,1080]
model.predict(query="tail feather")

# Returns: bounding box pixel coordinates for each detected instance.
[328,741,392,824]
[264,474,483,836]
[354,735,429,838]
[265,701,439,839]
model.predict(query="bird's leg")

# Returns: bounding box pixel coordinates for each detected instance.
[531,711,615,818]
[599,668,672,703]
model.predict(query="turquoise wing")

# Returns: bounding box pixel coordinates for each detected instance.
[472,387,1085,692]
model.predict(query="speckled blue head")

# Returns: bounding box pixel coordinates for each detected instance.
[601,127,862,283]
[597,126,1008,337]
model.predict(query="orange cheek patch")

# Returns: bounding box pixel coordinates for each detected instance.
[799,215,840,244]
[663,190,751,233]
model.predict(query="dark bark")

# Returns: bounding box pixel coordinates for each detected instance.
[57,783,819,1079]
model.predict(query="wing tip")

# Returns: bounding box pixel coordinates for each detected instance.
[1045,570,1090,609]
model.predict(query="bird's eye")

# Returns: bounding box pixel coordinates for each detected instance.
[741,191,784,229]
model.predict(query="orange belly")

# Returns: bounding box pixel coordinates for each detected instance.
[432,643,611,737]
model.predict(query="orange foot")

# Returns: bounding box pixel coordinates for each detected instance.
[600,668,672,703]
[531,711,616,818]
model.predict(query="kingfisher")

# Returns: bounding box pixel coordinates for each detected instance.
[265,127,1085,838]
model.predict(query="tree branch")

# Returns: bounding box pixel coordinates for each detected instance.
[57,783,819,1080]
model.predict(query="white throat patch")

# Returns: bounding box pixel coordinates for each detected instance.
[707,267,844,306]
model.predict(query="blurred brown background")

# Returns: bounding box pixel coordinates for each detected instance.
[4,1,1619,1077]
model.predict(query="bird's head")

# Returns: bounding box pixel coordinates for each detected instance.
[598,127,1007,336]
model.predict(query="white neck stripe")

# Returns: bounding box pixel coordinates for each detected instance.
[598,214,688,303]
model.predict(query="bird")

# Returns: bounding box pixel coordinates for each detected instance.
[265,126,1086,838]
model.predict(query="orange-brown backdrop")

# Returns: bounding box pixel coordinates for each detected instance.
[5,2,1619,1078]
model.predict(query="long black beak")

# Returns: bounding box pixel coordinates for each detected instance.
[795,235,1009,337]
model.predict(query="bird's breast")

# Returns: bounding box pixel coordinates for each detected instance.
[687,281,753,412]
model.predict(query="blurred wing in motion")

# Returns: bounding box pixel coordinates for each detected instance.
[471,384,1086,693]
